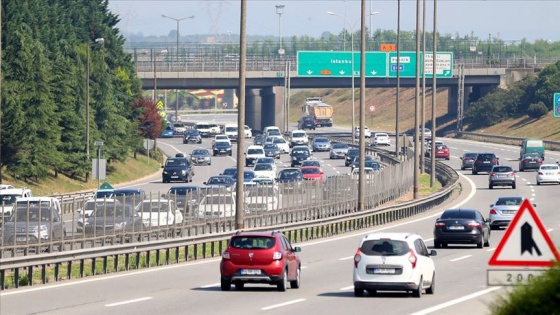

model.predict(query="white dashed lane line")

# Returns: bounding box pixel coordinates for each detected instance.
[486,248,496,252]
[340,286,353,291]
[200,283,220,288]
[105,297,153,307]
[339,256,354,261]
[449,255,472,262]
[261,299,306,311]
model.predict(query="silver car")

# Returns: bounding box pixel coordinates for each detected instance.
[329,143,349,159]
[488,165,516,189]
[489,197,532,230]
[311,137,331,152]
[3,205,66,244]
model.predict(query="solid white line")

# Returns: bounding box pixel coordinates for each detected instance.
[340,285,354,291]
[409,287,502,315]
[105,297,153,307]
[200,283,220,288]
[486,248,496,252]
[450,255,472,262]
[261,299,306,311]
[339,256,354,261]
[424,238,434,242]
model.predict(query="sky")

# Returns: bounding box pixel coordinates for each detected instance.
[108,0,559,43]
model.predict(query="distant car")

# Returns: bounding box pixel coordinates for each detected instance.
[165,185,202,215]
[290,146,312,167]
[345,148,360,166]
[190,149,212,166]
[459,152,478,170]
[213,134,231,144]
[196,193,236,219]
[212,141,233,156]
[220,167,238,178]
[272,137,290,154]
[536,164,560,185]
[220,231,301,291]
[243,125,253,138]
[300,160,321,169]
[433,208,491,248]
[353,232,436,298]
[488,197,527,230]
[172,123,187,134]
[183,129,202,144]
[519,152,543,171]
[351,155,375,171]
[244,185,280,212]
[245,145,265,166]
[298,116,316,130]
[204,175,236,193]
[488,165,516,189]
[371,132,390,146]
[112,188,147,208]
[0,184,15,190]
[289,130,309,147]
[263,143,281,159]
[300,166,323,181]
[276,168,304,192]
[76,198,120,233]
[162,155,195,183]
[329,143,349,159]
[160,128,174,138]
[255,157,276,168]
[472,153,499,175]
[311,137,331,152]
[253,134,265,145]
[253,163,276,179]
[354,126,371,138]
[433,145,450,160]
[416,128,432,140]
[84,204,143,236]
[137,199,183,227]
[242,170,256,183]
[3,203,66,243]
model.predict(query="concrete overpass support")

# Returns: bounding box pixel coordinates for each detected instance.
[447,85,473,115]
[259,87,285,132]
[244,89,259,130]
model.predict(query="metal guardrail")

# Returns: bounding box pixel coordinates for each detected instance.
[0,160,458,290]
[444,131,560,152]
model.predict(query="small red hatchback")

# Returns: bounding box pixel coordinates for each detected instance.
[220,231,302,291]
[434,145,450,160]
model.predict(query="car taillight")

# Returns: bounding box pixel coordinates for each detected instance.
[523,159,529,163]
[490,172,496,176]
[510,172,515,177]
[492,159,498,164]
[222,251,230,260]
[538,172,544,175]
[408,250,417,269]
[537,159,542,163]
[435,222,445,228]
[490,209,497,215]
[468,221,481,228]
[353,249,362,268]
[475,160,482,164]
[273,251,282,260]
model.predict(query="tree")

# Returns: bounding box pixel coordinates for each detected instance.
[527,102,549,118]
[132,97,163,140]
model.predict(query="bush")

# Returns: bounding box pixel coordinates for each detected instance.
[527,102,549,118]
[490,264,560,315]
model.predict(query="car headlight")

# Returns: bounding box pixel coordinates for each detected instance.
[292,157,297,160]
[182,170,188,175]
[163,171,169,175]
[114,222,126,229]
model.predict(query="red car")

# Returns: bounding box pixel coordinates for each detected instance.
[300,166,323,181]
[220,231,302,291]
[434,145,450,160]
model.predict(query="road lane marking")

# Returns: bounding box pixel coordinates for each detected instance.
[339,256,354,261]
[409,287,502,315]
[105,297,153,307]
[486,248,496,252]
[301,266,308,269]
[547,228,553,232]
[200,283,220,288]
[261,299,306,311]
[450,255,472,262]
[424,238,434,242]
[340,286,353,291]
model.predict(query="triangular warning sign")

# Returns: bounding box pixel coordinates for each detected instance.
[489,199,560,267]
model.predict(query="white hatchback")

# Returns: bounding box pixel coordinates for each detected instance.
[371,133,390,146]
[536,164,560,185]
[353,232,437,297]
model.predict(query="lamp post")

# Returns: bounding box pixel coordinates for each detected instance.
[86,37,104,176]
[275,5,285,55]
[94,141,104,189]
[161,14,195,64]
[152,49,168,102]
[327,11,378,144]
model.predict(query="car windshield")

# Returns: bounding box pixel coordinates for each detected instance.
[168,187,198,195]
[293,132,305,138]
[264,144,278,149]
[215,142,230,148]
[0,194,19,205]
[332,143,348,149]
[523,153,540,159]
[347,149,359,156]
[192,150,208,155]
[244,172,255,179]
[273,138,286,144]
[93,206,132,217]
[207,177,231,185]
[279,170,302,179]
[85,201,118,210]
[230,236,275,249]
[225,127,238,132]
[186,130,199,135]
[254,164,272,171]
[138,202,170,212]
[301,168,320,174]
[222,169,237,176]
[292,149,309,156]
[477,154,496,160]
[493,166,512,172]
[165,158,188,167]
[464,153,477,159]
[315,138,329,143]
[248,149,263,154]
[495,197,523,206]
[201,195,234,205]
[441,210,476,220]
[12,207,54,221]
[196,124,210,129]
[268,130,281,136]
[301,161,320,167]
[360,240,410,256]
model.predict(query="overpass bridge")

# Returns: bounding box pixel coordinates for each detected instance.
[134,55,545,131]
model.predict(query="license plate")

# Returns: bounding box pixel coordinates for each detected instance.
[529,161,536,163]
[483,161,490,163]
[503,210,515,214]
[374,268,396,274]
[448,225,465,230]
[546,172,554,175]
[241,269,261,275]
[16,236,27,242]
[498,175,507,178]
[171,176,179,178]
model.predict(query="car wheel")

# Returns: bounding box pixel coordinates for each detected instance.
[472,170,478,175]
[277,269,288,292]
[489,184,493,189]
[426,273,435,294]
[512,182,516,189]
[477,239,484,249]
[442,242,448,248]
[461,166,465,170]
[235,282,244,290]
[290,267,301,289]
[412,277,423,298]
[537,181,541,186]
[484,238,490,247]
[434,240,441,248]
[490,225,497,231]
[354,287,365,297]
[220,279,231,291]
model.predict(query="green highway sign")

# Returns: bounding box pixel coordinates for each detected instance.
[554,93,560,118]
[297,51,387,77]
[297,51,453,78]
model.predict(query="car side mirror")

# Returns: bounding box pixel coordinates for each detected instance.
[496,156,500,160]
[490,204,494,207]
[533,204,537,207]
[161,194,167,198]
[203,182,207,185]
[161,165,164,168]
[430,249,437,256]
[293,247,301,252]
[459,157,463,160]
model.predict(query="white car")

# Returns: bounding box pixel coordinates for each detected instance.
[272,137,290,153]
[253,163,276,179]
[243,125,253,138]
[137,199,183,227]
[245,145,265,167]
[289,130,309,147]
[354,126,371,138]
[353,232,437,297]
[213,134,231,144]
[371,132,390,146]
[536,164,560,185]
[244,184,280,212]
[195,193,236,219]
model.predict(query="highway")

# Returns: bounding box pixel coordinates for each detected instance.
[2,118,560,314]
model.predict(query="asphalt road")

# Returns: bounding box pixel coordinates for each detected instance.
[2,118,559,314]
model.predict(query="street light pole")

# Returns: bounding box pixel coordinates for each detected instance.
[161,14,195,64]
[86,38,104,181]
[275,5,285,55]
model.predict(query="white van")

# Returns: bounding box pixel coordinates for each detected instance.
[289,130,309,147]
[224,124,239,142]
[263,126,281,137]
[194,122,213,138]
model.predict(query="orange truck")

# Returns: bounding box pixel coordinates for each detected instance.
[302,97,333,127]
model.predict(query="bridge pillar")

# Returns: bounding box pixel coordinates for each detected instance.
[259,87,285,132]
[244,89,259,130]
[447,86,458,115]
